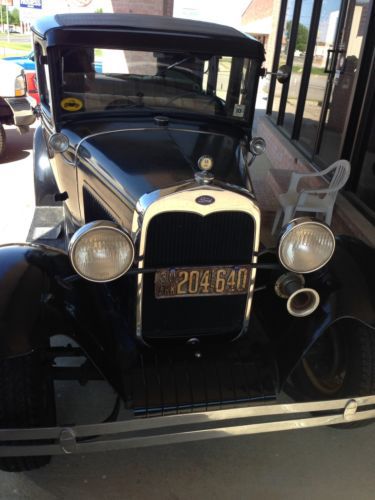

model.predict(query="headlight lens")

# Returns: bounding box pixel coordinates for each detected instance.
[69,221,134,282]
[49,133,69,153]
[278,218,335,273]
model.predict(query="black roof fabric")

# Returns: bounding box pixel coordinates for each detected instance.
[35,13,251,40]
[32,13,264,60]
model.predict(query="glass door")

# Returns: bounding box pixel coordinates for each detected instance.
[316,0,372,165]
[298,0,372,166]
[298,0,342,156]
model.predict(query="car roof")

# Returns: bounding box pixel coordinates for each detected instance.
[32,13,264,60]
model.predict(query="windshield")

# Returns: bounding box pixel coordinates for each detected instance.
[58,47,257,122]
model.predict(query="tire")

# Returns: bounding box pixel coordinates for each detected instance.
[289,322,375,427]
[0,124,6,160]
[0,351,56,472]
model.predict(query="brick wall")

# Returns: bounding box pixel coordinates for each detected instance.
[242,0,273,24]
[110,0,173,15]
[241,0,281,70]
[258,116,311,173]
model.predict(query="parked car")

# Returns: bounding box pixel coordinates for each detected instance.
[4,52,41,103]
[0,13,374,472]
[4,50,102,73]
[0,59,36,158]
[3,51,35,71]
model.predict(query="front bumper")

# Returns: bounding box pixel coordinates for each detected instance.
[1,395,374,457]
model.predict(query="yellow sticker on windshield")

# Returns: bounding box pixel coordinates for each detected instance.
[61,97,84,112]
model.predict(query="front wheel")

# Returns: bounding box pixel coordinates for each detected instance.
[0,351,56,472]
[289,322,375,426]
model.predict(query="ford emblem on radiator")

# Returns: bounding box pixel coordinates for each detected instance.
[195,195,215,205]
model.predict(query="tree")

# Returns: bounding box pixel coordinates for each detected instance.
[0,6,20,28]
[286,21,309,53]
[9,8,20,26]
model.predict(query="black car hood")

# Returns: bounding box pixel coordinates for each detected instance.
[70,120,247,202]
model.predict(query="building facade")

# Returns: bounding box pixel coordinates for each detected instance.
[241,0,281,69]
[18,0,173,31]
[250,0,375,236]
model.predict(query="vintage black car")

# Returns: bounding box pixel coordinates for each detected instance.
[0,13,375,472]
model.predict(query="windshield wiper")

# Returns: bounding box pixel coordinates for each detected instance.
[165,55,194,72]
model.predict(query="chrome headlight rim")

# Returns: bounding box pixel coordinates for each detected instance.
[68,220,135,283]
[249,136,266,156]
[49,132,70,154]
[278,217,336,274]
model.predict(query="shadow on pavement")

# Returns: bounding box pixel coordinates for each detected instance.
[0,126,34,164]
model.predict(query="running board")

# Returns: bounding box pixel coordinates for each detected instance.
[27,206,64,244]
[0,396,374,457]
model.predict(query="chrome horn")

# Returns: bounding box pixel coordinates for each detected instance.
[275,273,320,318]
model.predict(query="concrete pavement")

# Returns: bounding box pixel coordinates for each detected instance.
[0,124,375,500]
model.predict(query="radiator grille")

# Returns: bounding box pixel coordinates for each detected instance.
[83,186,116,223]
[142,211,255,340]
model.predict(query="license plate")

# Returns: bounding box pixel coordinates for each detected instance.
[155,266,251,299]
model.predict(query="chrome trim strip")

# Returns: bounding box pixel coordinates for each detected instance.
[0,396,374,456]
[133,182,261,343]
[75,126,231,155]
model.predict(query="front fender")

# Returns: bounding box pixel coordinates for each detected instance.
[0,244,127,396]
[255,236,375,387]
[33,125,60,207]
[0,244,70,358]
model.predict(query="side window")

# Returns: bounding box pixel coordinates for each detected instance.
[34,43,51,110]
[216,57,232,100]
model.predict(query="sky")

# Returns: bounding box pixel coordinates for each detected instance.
[173,0,251,28]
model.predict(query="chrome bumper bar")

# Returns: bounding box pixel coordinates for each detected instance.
[1,396,375,457]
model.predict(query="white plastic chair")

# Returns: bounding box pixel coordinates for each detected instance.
[271,159,351,234]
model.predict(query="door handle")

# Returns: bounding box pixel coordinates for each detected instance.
[324,49,335,73]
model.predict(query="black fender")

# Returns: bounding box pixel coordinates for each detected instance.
[0,244,70,358]
[254,236,375,388]
[33,125,60,207]
[0,244,126,396]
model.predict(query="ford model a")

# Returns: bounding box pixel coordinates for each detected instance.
[0,14,375,471]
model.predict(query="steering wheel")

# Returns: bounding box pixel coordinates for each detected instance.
[105,98,137,110]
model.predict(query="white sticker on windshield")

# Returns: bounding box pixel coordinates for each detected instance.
[233,104,245,118]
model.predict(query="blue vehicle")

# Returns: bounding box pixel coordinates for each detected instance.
[3,51,35,71]
[4,50,103,72]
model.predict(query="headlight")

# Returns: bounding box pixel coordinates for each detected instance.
[249,137,266,156]
[69,221,134,282]
[15,73,26,97]
[278,218,335,273]
[49,133,69,153]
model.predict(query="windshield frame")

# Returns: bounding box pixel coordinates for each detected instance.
[47,44,261,129]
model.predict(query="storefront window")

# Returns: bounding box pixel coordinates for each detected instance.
[316,0,371,165]
[271,0,296,120]
[299,0,342,154]
[283,0,314,135]
[356,104,375,214]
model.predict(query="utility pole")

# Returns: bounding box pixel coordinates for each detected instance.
[6,3,9,42]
